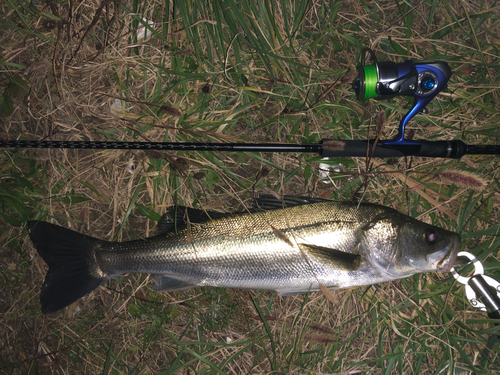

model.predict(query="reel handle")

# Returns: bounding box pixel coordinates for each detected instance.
[390,62,452,144]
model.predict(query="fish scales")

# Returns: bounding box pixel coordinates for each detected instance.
[96,202,372,289]
[28,197,460,314]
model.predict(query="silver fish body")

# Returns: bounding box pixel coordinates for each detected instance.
[29,197,460,314]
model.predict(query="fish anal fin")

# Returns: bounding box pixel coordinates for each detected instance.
[276,284,340,296]
[278,289,315,296]
[151,275,196,292]
[298,243,362,271]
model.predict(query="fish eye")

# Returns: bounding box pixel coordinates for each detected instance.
[424,230,438,244]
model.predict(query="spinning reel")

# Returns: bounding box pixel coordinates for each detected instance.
[352,48,452,144]
[2,47,498,158]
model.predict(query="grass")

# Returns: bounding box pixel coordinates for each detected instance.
[1,0,500,373]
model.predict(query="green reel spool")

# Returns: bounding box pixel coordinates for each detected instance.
[352,48,379,101]
[360,65,378,100]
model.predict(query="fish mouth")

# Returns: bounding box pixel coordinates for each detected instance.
[435,233,461,272]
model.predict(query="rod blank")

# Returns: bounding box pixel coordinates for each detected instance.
[0,140,320,153]
[0,139,498,159]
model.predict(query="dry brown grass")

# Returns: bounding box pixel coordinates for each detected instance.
[1,0,500,373]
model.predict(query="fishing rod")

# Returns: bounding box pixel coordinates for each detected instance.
[1,138,498,159]
[1,48,498,158]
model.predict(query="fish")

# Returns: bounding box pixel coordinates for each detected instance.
[28,196,460,314]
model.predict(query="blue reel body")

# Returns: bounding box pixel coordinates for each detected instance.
[389,62,452,144]
[352,49,452,144]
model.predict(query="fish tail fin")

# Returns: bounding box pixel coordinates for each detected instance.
[28,220,109,314]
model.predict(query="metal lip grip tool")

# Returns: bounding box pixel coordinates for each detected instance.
[352,48,452,144]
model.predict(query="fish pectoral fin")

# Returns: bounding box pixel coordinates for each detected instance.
[151,275,196,292]
[298,244,362,271]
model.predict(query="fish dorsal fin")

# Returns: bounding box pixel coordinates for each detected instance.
[157,213,178,235]
[298,244,362,271]
[174,206,231,224]
[157,206,231,235]
[151,275,196,292]
[256,195,330,211]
